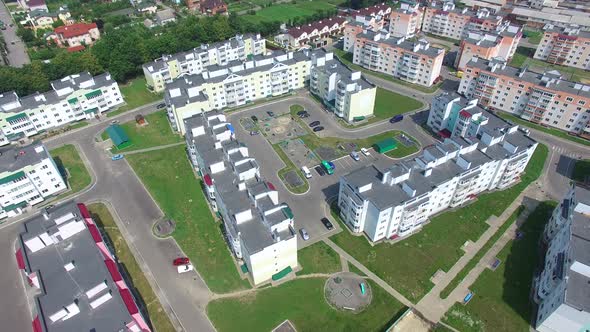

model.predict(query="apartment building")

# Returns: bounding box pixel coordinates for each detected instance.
[343,19,383,53]
[143,34,266,92]
[389,1,424,38]
[458,57,590,137]
[455,23,522,70]
[352,30,445,87]
[274,17,347,50]
[309,51,376,123]
[0,72,123,145]
[184,111,297,285]
[422,1,503,40]
[338,97,537,242]
[534,25,590,70]
[164,50,310,133]
[47,22,100,49]
[530,0,559,8]
[16,202,151,332]
[533,185,590,332]
[0,143,66,220]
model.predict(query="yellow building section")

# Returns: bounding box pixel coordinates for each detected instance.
[346,87,376,122]
[173,99,211,135]
[167,59,180,80]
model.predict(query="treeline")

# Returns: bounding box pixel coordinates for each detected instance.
[0,14,281,96]
[344,0,392,10]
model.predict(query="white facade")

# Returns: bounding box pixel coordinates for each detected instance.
[0,72,123,146]
[339,100,538,243]
[534,25,590,70]
[0,143,66,219]
[389,2,424,38]
[143,34,266,92]
[184,111,297,285]
[534,186,590,332]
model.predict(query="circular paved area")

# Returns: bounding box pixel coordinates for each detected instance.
[324,272,372,313]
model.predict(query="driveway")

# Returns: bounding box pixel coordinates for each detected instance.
[0,1,30,67]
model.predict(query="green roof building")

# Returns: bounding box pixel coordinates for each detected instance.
[106,125,131,149]
[373,138,397,154]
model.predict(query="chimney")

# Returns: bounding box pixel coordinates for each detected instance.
[423,168,432,177]
[381,170,390,184]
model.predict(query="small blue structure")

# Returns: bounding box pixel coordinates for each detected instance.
[360,282,366,295]
[463,291,474,304]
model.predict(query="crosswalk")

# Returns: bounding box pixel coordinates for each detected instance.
[551,145,583,159]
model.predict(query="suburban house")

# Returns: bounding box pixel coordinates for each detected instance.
[185,0,200,11]
[47,22,101,49]
[200,0,227,16]
[17,0,48,12]
[274,17,348,50]
[155,9,176,25]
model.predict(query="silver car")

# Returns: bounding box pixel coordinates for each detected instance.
[299,228,310,241]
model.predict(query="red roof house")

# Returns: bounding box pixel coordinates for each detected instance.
[49,22,100,48]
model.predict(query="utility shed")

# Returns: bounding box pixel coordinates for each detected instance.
[106,125,131,149]
[373,138,397,154]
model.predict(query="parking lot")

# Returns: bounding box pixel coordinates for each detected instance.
[227,97,411,248]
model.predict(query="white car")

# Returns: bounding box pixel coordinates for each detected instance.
[361,148,371,156]
[177,264,194,274]
[300,228,310,241]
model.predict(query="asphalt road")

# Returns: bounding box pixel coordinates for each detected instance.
[0,1,30,67]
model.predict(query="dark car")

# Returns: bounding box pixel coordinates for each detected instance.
[250,130,259,136]
[251,115,259,122]
[173,257,190,266]
[321,218,334,230]
[267,110,275,117]
[300,113,310,118]
[315,165,326,176]
[156,103,166,109]
[313,126,324,132]
[296,110,307,116]
[309,121,320,127]
[389,115,404,123]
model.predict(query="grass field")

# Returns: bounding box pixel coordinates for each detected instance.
[207,278,406,332]
[67,121,89,130]
[497,112,590,147]
[126,145,250,293]
[106,110,183,152]
[108,77,163,118]
[50,145,92,198]
[373,87,424,120]
[87,203,176,332]
[333,49,443,93]
[572,159,590,183]
[297,241,342,276]
[509,47,590,83]
[523,30,543,44]
[439,206,525,299]
[240,1,338,24]
[330,144,548,302]
[442,201,556,332]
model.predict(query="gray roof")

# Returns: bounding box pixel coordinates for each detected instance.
[565,186,590,312]
[313,55,374,90]
[155,8,175,22]
[356,30,444,58]
[0,143,50,174]
[19,202,137,332]
[466,57,590,98]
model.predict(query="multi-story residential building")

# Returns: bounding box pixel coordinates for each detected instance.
[458,57,590,137]
[338,97,537,242]
[309,52,376,122]
[389,1,424,38]
[0,143,66,219]
[184,111,297,285]
[47,22,100,49]
[509,6,590,30]
[274,17,347,50]
[164,50,311,133]
[455,23,522,70]
[343,18,384,53]
[533,185,590,332]
[534,25,590,70]
[352,30,445,87]
[16,202,151,332]
[422,1,503,40]
[531,0,560,8]
[142,34,266,93]
[0,72,123,145]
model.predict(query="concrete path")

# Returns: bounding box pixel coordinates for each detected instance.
[340,255,349,272]
[120,141,185,155]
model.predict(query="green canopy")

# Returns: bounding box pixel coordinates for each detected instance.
[271,266,293,281]
[373,138,398,154]
[106,125,130,148]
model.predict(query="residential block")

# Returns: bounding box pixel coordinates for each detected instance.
[422,1,502,40]
[455,23,522,70]
[534,25,590,71]
[274,17,347,50]
[389,1,424,38]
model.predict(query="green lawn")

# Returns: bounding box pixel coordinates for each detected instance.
[572,159,590,183]
[497,112,590,147]
[333,49,443,94]
[50,144,92,197]
[373,87,424,120]
[106,110,182,152]
[126,145,250,293]
[509,47,590,83]
[348,262,366,276]
[207,278,406,332]
[108,77,163,118]
[297,241,342,276]
[523,29,542,44]
[87,203,176,332]
[439,206,525,299]
[68,121,89,130]
[240,1,338,24]
[442,201,556,332]
[227,1,253,12]
[330,144,548,302]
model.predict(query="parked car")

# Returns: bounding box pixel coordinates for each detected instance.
[389,115,404,123]
[300,113,310,118]
[327,161,335,170]
[315,165,326,176]
[111,120,119,124]
[267,110,275,117]
[297,110,307,116]
[156,103,166,109]
[111,154,124,161]
[350,151,360,161]
[177,264,194,274]
[301,166,312,179]
[299,228,310,241]
[250,130,260,136]
[313,126,324,132]
[321,218,334,231]
[309,121,320,127]
[173,257,190,266]
[251,115,258,122]
[361,148,370,156]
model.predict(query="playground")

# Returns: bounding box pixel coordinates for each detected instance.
[324,272,372,313]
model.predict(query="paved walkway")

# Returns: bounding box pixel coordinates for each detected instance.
[120,141,185,155]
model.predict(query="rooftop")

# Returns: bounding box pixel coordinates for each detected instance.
[0,143,50,175]
[356,30,445,58]
[565,186,590,312]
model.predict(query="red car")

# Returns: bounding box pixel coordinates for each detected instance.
[173,257,190,266]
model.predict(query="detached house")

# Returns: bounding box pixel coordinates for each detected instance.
[47,22,100,49]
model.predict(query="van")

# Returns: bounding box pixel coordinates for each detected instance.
[301,166,312,178]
